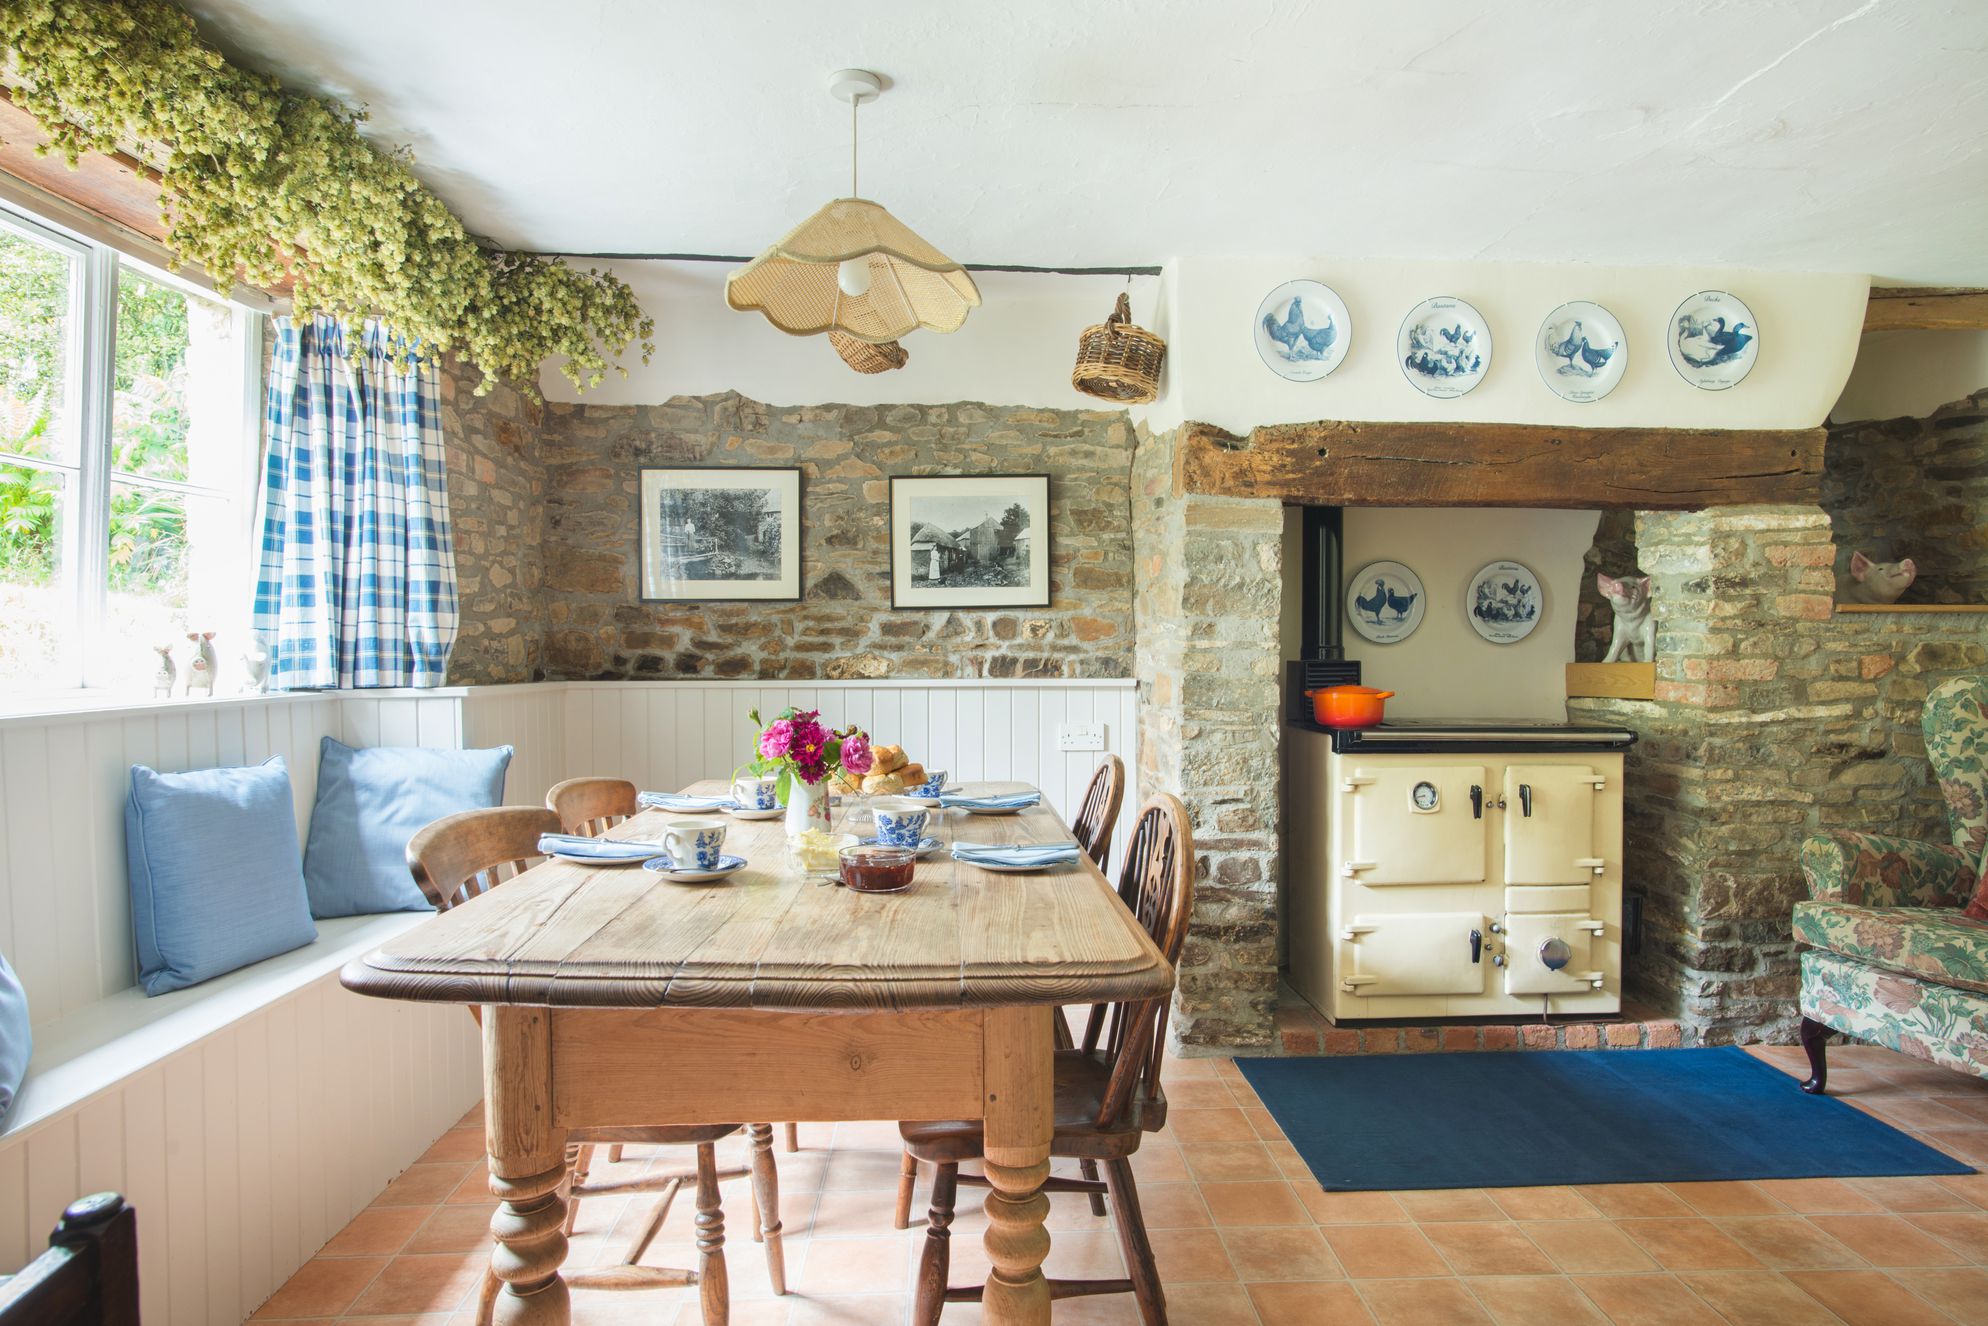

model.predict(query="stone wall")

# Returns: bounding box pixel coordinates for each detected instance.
[1134,424,1284,1050]
[1571,504,1988,1044]
[533,393,1135,681]
[1823,388,1988,605]
[440,356,547,685]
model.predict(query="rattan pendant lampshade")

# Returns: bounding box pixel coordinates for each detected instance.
[725,70,980,345]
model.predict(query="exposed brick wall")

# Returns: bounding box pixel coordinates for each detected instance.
[1823,389,1988,605]
[439,356,546,685]
[532,393,1134,681]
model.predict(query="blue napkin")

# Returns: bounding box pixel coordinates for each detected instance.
[952,841,1081,869]
[537,833,658,861]
[637,791,738,812]
[939,791,1042,810]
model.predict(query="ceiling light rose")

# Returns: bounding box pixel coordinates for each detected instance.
[726,69,979,344]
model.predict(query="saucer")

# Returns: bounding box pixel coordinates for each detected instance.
[727,806,784,820]
[963,804,1026,816]
[642,853,748,884]
[859,834,943,857]
[549,850,652,868]
[961,858,1071,874]
[901,785,960,807]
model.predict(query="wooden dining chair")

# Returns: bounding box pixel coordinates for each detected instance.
[895,793,1194,1325]
[0,1193,138,1326]
[409,807,786,1326]
[1069,754,1126,873]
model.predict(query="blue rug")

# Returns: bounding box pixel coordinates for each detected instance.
[1237,1047,1974,1191]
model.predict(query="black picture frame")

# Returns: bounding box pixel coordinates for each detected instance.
[888,474,1052,610]
[636,465,803,603]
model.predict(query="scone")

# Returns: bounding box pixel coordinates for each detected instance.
[897,762,926,787]
[872,744,907,773]
[861,771,907,796]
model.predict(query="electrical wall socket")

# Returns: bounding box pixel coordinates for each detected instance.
[1057,721,1106,752]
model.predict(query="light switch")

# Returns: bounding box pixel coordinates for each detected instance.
[1057,721,1106,752]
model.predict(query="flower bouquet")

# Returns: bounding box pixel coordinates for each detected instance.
[744,707,874,838]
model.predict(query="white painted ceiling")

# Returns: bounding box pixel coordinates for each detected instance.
[181,0,1988,284]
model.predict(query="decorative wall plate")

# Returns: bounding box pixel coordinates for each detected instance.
[1345,561,1426,645]
[1467,560,1543,644]
[1669,290,1758,390]
[1398,296,1491,398]
[1536,300,1627,403]
[1255,279,1351,381]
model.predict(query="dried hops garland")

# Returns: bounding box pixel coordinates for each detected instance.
[0,0,653,395]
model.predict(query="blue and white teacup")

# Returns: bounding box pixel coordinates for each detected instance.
[731,774,779,811]
[662,820,727,871]
[871,798,931,849]
[913,769,949,798]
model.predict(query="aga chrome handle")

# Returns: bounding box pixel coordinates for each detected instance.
[1470,784,1484,819]
[1469,928,1483,964]
[1519,783,1533,817]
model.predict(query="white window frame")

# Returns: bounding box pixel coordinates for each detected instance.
[0,197,265,695]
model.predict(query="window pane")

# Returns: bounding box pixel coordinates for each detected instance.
[0,459,70,687]
[0,222,78,464]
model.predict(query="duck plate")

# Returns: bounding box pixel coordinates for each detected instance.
[1669,290,1757,391]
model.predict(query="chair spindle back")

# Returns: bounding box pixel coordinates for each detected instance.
[546,776,640,838]
[407,806,563,912]
[1068,754,1126,873]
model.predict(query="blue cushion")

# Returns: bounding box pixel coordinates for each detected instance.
[302,738,513,917]
[0,950,27,1128]
[125,758,319,996]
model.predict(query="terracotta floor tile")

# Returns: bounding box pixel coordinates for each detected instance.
[403,1204,502,1255]
[1490,1186,1603,1221]
[1849,1177,1978,1213]
[1618,1218,1763,1270]
[1133,1181,1211,1230]
[1573,1272,1728,1325]
[1892,1267,1988,1326]
[1149,1227,1238,1282]
[1756,1178,1885,1214]
[790,1235,909,1294]
[1180,1140,1281,1183]
[417,1127,488,1165]
[818,1148,912,1192]
[1127,1141,1190,1185]
[1392,1189,1503,1222]
[1524,1221,1659,1274]
[1937,1174,1988,1210]
[1265,1140,1312,1179]
[1575,1184,1696,1220]
[343,1252,484,1317]
[374,1162,479,1208]
[1153,1282,1261,1325]
[1466,1275,1609,1326]
[1356,1276,1494,1326]
[1421,1220,1555,1277]
[1163,1079,1238,1110]
[1714,1215,1864,1269]
[1674,1270,1841,1325]
[1221,1225,1343,1282]
[1871,1097,1985,1130]
[321,1205,429,1258]
[1167,1106,1260,1143]
[1321,1224,1450,1279]
[1783,1270,1956,1325]
[1907,1210,1988,1260]
[786,1295,911,1325]
[1666,1182,1787,1217]
[1242,1106,1288,1142]
[1201,1180,1310,1227]
[252,1255,385,1318]
[1921,1129,1988,1165]
[1298,1188,1409,1224]
[1249,1280,1377,1325]
[1809,1214,1969,1267]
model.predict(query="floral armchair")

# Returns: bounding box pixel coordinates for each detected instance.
[1794,676,1988,1092]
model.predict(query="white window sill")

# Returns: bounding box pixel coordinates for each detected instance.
[0,686,470,725]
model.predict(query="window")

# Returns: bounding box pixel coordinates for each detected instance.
[0,202,261,696]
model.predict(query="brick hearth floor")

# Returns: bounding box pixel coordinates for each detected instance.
[1273,982,1690,1055]
[254,1043,1988,1325]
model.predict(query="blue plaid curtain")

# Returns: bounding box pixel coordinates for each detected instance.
[253,316,458,689]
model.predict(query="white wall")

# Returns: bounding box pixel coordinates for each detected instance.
[1831,329,1988,423]
[541,259,1161,411]
[1147,257,1868,435]
[1338,508,1601,722]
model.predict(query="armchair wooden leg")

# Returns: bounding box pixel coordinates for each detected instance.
[560,1142,594,1238]
[894,1150,920,1230]
[749,1123,787,1295]
[1103,1157,1165,1326]
[694,1143,729,1326]
[913,1162,958,1326]
[783,1122,799,1153]
[1079,1159,1107,1218]
[606,1144,624,1164]
[1800,1016,1831,1095]
[474,1265,501,1326]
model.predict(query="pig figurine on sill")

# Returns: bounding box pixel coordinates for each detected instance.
[1597,572,1655,663]
[241,635,271,694]
[1839,551,1917,605]
[184,631,217,697]
[152,644,176,699]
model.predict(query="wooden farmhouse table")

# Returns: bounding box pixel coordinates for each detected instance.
[342,781,1174,1325]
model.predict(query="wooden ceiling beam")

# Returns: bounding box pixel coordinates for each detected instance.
[1175,418,1826,510]
[0,88,167,244]
[1863,287,1988,333]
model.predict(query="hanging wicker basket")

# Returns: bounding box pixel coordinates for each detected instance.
[829,330,909,374]
[1072,292,1165,403]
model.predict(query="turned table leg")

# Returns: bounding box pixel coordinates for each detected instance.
[485,1008,570,1326]
[980,1005,1054,1326]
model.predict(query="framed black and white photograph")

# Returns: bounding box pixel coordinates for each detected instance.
[890,474,1051,609]
[638,466,801,602]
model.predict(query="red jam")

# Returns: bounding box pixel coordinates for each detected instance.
[839,844,917,893]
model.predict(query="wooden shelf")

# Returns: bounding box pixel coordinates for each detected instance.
[1566,662,1656,701]
[1835,604,1988,614]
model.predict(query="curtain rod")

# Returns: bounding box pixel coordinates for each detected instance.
[536,251,1164,277]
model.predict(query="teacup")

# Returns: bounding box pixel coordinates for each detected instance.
[871,798,931,849]
[661,819,727,871]
[731,774,779,811]
[912,768,949,798]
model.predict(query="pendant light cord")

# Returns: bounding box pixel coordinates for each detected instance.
[850,93,859,197]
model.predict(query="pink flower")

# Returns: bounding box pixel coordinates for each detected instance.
[789,717,828,766]
[758,718,793,760]
[840,732,873,776]
[795,759,826,785]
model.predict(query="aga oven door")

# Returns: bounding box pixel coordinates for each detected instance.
[1343,764,1488,885]
[1501,912,1607,995]
[1503,765,1604,885]
[1340,912,1489,997]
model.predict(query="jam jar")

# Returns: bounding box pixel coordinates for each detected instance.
[838,843,918,893]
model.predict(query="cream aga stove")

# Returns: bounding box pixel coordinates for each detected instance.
[1287,721,1636,1021]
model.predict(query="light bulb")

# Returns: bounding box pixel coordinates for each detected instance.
[837,255,872,298]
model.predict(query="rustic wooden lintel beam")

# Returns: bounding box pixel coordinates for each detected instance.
[1863,287,1988,333]
[1174,418,1827,510]
[0,87,168,244]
